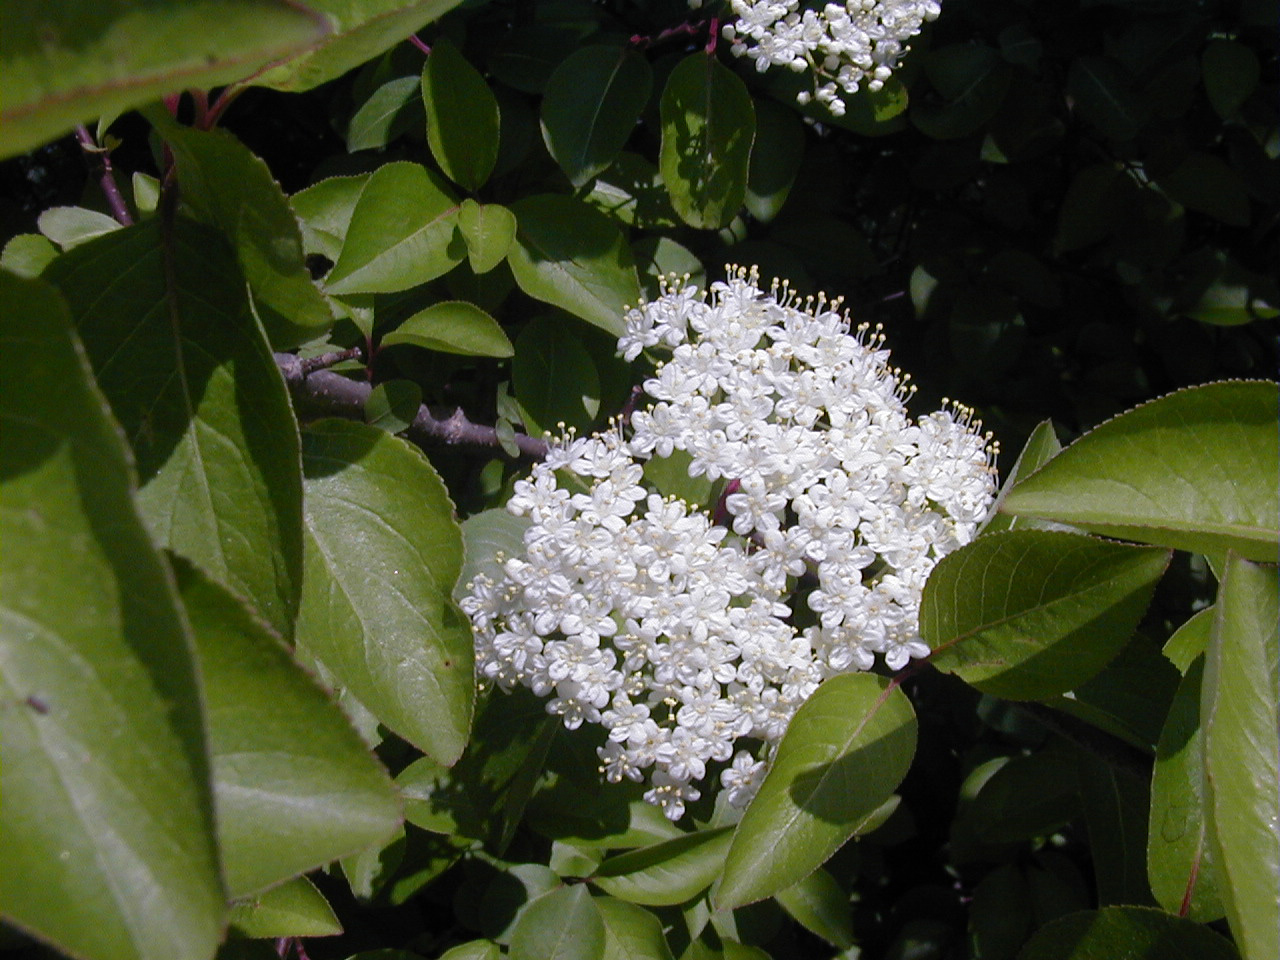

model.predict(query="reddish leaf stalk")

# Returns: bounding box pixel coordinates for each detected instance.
[74,125,134,227]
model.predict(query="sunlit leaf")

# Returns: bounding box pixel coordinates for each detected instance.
[297,419,473,764]
[508,884,605,960]
[227,876,343,938]
[0,273,223,960]
[423,38,500,192]
[382,300,513,357]
[718,673,917,909]
[591,828,733,906]
[999,382,1279,563]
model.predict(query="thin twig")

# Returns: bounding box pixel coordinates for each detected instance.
[276,353,548,459]
[74,126,134,227]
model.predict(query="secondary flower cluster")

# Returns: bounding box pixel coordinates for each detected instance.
[712,0,941,116]
[461,268,996,819]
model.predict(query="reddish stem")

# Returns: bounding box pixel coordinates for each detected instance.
[74,125,134,226]
[409,33,432,55]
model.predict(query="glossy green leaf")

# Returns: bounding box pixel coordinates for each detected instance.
[382,300,513,357]
[923,531,1170,699]
[979,420,1063,535]
[0,233,58,278]
[507,194,640,336]
[176,559,400,897]
[1148,657,1225,921]
[255,0,462,92]
[0,0,328,159]
[659,53,755,229]
[297,419,473,764]
[1067,56,1150,141]
[44,219,304,639]
[458,200,517,274]
[744,100,805,224]
[365,380,423,435]
[591,828,733,906]
[774,869,855,949]
[999,382,1280,563]
[0,273,223,960]
[1202,554,1279,960]
[508,884,606,960]
[718,673,917,909]
[325,161,464,295]
[439,942,501,960]
[1163,606,1213,674]
[228,876,343,939]
[36,206,122,250]
[541,46,652,188]
[1016,905,1240,960]
[292,173,372,261]
[596,897,674,960]
[347,75,421,151]
[1202,40,1259,120]
[158,123,334,348]
[513,315,601,434]
[423,38,500,192]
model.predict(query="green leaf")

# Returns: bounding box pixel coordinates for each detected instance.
[717,673,917,909]
[1202,40,1259,120]
[506,195,640,336]
[0,0,328,159]
[398,687,556,848]
[1163,606,1213,674]
[513,315,601,434]
[44,219,304,639]
[979,420,1063,535]
[633,237,705,300]
[1054,163,1133,254]
[954,746,1081,845]
[1157,153,1252,227]
[1202,554,1279,960]
[325,161,464,295]
[744,100,805,224]
[297,419,473,764]
[382,300,513,357]
[423,38,500,192]
[585,153,680,230]
[347,74,421,151]
[659,53,755,229]
[0,233,58,278]
[36,206,122,250]
[1148,657,1225,922]
[1067,56,1150,141]
[292,173,372,261]
[591,828,733,907]
[528,783,685,851]
[440,942,501,960]
[228,876,343,939]
[541,46,653,188]
[158,123,334,348]
[998,382,1280,563]
[508,884,606,960]
[456,508,532,602]
[774,869,855,949]
[0,273,223,960]
[365,380,423,434]
[1073,751,1152,907]
[912,44,1013,139]
[176,559,401,897]
[596,897,674,960]
[255,0,462,92]
[1016,905,1240,960]
[459,200,517,274]
[923,531,1170,700]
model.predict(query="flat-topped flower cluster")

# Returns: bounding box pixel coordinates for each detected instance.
[461,268,996,819]
[713,0,941,116]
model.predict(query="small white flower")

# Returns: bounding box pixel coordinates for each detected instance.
[464,265,997,820]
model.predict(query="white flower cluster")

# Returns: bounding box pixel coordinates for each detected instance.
[712,0,941,116]
[461,268,996,820]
